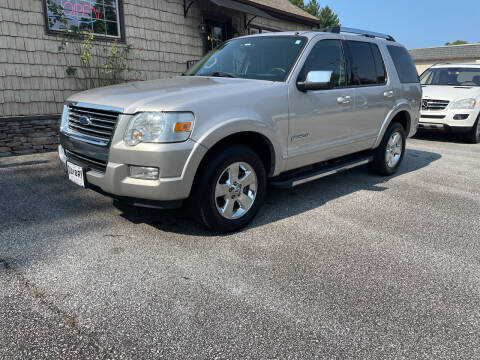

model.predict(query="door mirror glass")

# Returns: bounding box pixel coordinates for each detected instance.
[297,70,334,92]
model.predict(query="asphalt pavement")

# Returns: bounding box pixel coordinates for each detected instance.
[1,133,480,359]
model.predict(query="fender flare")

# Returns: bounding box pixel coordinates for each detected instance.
[374,102,413,148]
[179,119,284,197]
[196,118,283,175]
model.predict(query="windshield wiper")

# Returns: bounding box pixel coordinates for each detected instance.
[204,71,239,78]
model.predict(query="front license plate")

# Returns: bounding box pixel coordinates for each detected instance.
[67,161,85,187]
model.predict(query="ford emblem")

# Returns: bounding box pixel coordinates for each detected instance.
[78,115,92,126]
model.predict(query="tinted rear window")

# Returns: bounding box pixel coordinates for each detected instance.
[387,46,419,83]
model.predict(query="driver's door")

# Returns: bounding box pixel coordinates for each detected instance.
[287,39,358,170]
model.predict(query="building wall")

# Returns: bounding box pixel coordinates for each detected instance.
[249,13,310,32]
[0,0,206,118]
[0,0,312,119]
[0,0,313,155]
[414,58,480,74]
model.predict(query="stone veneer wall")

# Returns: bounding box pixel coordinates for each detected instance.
[0,116,60,157]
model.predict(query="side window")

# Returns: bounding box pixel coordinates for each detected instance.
[346,41,378,86]
[420,70,432,85]
[387,45,419,83]
[298,39,346,88]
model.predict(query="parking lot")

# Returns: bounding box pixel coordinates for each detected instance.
[1,134,480,359]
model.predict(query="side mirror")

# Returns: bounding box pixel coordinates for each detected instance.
[297,71,334,92]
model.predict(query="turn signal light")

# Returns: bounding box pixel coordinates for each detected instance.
[174,122,192,132]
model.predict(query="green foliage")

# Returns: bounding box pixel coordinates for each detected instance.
[104,41,134,84]
[445,40,468,46]
[80,32,94,68]
[318,6,340,27]
[47,0,139,90]
[290,0,305,9]
[304,0,321,17]
[289,0,340,26]
[65,66,77,76]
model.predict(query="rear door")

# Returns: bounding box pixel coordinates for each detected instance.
[343,40,394,142]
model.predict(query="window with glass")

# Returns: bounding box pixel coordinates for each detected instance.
[346,41,386,86]
[387,45,419,84]
[44,0,122,39]
[186,36,308,82]
[420,67,480,86]
[297,39,347,88]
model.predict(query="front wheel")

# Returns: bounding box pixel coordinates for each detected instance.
[370,122,406,175]
[188,145,266,233]
[465,117,480,144]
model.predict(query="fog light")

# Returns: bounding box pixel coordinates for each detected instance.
[129,166,159,180]
[453,114,469,120]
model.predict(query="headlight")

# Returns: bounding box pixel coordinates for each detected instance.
[60,105,69,132]
[451,98,477,110]
[124,112,194,146]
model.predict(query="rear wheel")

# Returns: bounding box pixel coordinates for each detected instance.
[188,145,266,233]
[370,122,406,175]
[465,117,480,144]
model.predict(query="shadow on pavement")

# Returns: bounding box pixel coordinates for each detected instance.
[0,160,50,169]
[116,148,442,236]
[413,130,468,144]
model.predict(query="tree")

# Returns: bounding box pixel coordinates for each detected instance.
[304,0,321,17]
[289,1,340,27]
[318,5,340,27]
[290,0,305,10]
[445,40,468,46]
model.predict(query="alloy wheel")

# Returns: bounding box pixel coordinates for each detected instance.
[215,162,257,220]
[385,131,403,169]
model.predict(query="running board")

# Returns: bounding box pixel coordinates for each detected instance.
[270,156,373,188]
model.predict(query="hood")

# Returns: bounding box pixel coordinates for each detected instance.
[422,85,480,102]
[67,76,276,114]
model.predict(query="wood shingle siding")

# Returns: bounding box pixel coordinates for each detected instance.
[0,0,313,119]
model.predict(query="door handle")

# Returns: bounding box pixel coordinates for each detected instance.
[384,90,394,98]
[337,96,352,104]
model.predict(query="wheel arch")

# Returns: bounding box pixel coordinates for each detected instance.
[197,131,276,177]
[374,104,413,148]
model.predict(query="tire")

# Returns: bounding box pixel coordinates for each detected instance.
[188,145,266,233]
[369,122,406,175]
[465,117,480,144]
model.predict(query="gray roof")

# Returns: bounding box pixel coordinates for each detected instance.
[409,44,480,61]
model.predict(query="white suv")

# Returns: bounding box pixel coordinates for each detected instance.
[419,64,480,143]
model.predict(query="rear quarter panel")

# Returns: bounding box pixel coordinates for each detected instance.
[374,43,421,146]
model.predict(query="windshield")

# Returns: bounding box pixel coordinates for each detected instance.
[420,67,480,86]
[185,36,308,82]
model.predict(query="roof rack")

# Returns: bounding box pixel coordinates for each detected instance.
[318,26,396,42]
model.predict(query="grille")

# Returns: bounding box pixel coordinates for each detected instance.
[422,99,449,111]
[65,149,107,173]
[68,105,120,146]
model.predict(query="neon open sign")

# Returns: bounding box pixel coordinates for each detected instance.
[61,0,101,24]
[46,0,121,38]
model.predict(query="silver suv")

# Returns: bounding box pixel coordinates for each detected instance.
[58,27,421,233]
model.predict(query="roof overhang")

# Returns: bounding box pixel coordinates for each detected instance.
[236,0,320,26]
[209,0,276,20]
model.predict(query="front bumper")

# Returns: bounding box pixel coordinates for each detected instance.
[419,109,478,131]
[59,137,207,203]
